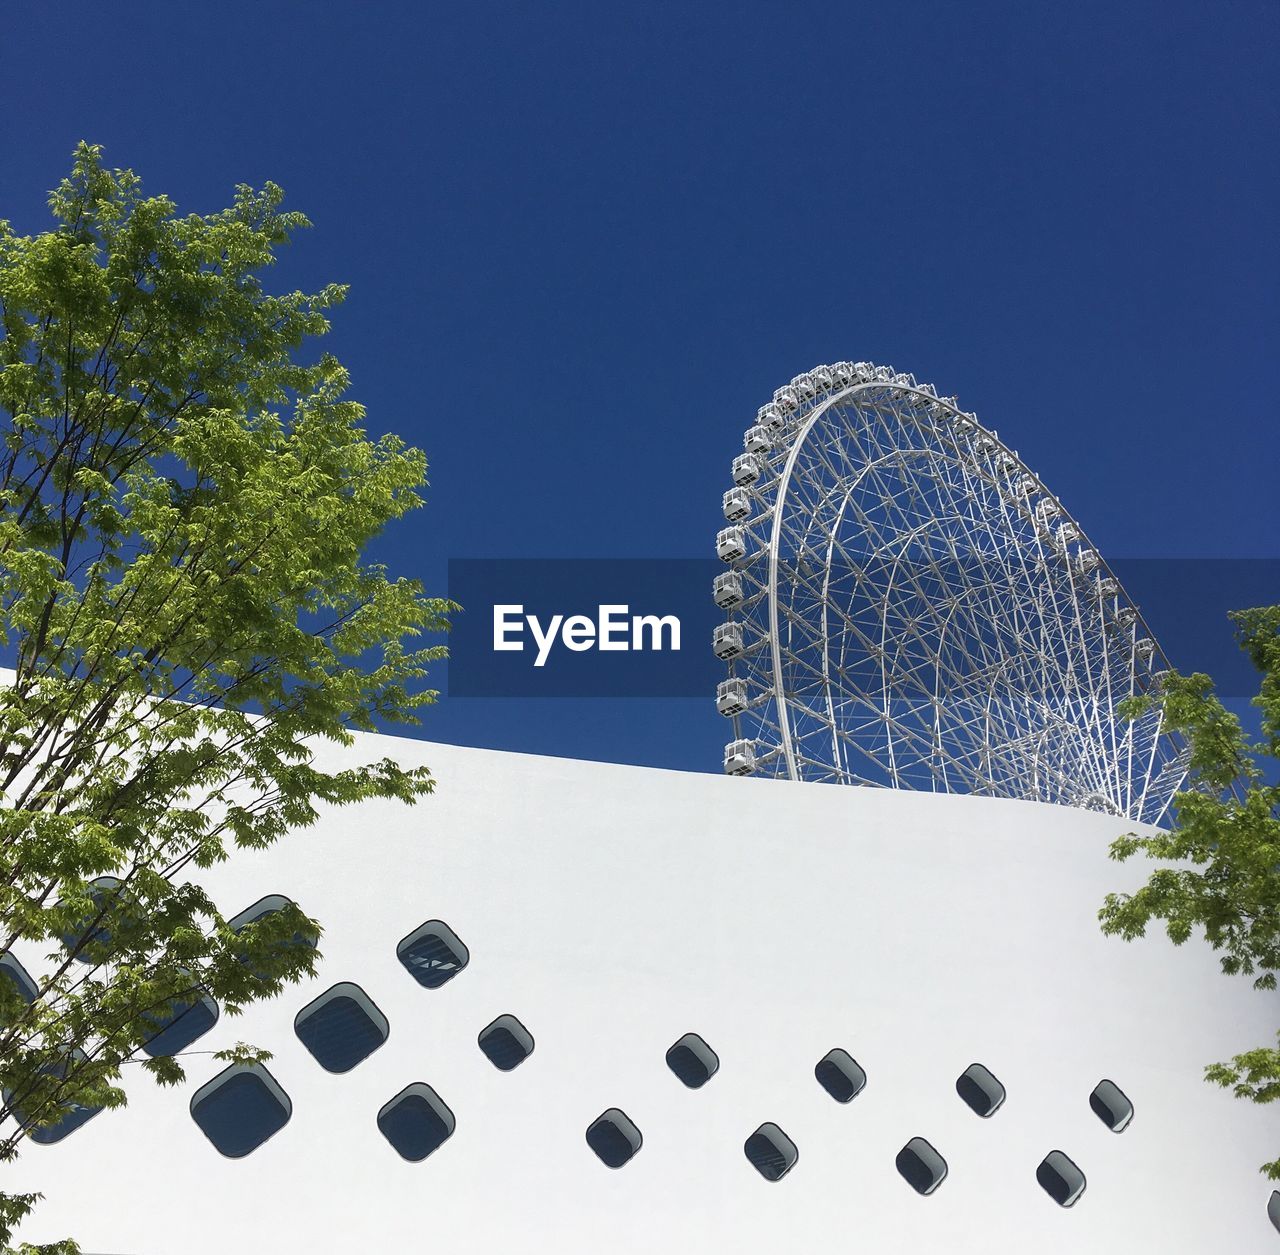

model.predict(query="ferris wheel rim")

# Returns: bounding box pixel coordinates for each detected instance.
[722,360,1185,824]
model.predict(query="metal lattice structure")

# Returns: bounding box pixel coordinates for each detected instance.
[714,361,1188,825]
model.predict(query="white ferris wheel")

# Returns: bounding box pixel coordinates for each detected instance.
[713,361,1188,826]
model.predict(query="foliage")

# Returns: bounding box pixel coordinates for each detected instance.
[1100,604,1280,1177]
[0,144,450,1241]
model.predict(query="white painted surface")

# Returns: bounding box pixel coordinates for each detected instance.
[8,735,1278,1252]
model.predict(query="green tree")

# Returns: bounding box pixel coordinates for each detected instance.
[0,144,450,1246]
[1100,604,1280,1177]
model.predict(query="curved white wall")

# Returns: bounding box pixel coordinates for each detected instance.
[8,735,1278,1252]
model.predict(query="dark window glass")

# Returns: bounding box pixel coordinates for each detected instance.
[815,1048,866,1103]
[295,983,389,1073]
[1089,1079,1133,1132]
[377,1084,455,1162]
[1036,1150,1086,1207]
[141,989,219,1058]
[896,1137,948,1195]
[1268,1190,1280,1234]
[478,1014,534,1071]
[228,894,316,980]
[0,952,38,1013]
[585,1108,642,1169]
[228,895,294,930]
[397,920,469,989]
[58,876,127,963]
[28,1094,102,1144]
[744,1122,798,1182]
[666,1033,719,1089]
[190,1064,292,1158]
[8,1054,103,1144]
[956,1063,1006,1118]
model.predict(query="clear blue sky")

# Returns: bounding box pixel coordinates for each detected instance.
[2,0,1276,771]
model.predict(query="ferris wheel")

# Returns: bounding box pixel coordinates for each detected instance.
[713,361,1188,826]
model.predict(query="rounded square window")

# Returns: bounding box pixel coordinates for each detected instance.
[478,1014,534,1071]
[228,894,317,980]
[666,1032,719,1089]
[28,1093,102,1144]
[896,1136,948,1195]
[377,1083,456,1162]
[295,982,389,1073]
[7,1051,103,1145]
[585,1108,642,1169]
[397,920,469,990]
[1037,1149,1086,1207]
[190,1063,291,1159]
[141,985,219,1058]
[744,1122,798,1182]
[0,952,38,1018]
[956,1062,1006,1118]
[815,1048,866,1103]
[1089,1079,1133,1132]
[58,876,128,963]
[1268,1189,1280,1234]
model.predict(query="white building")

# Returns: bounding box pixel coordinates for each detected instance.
[5,731,1277,1252]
